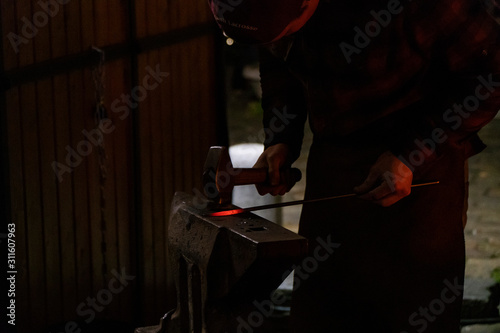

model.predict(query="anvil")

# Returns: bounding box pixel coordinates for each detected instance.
[135,192,308,333]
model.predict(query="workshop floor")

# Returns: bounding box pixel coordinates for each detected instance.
[226,65,500,331]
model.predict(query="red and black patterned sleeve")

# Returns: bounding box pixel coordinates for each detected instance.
[391,0,500,170]
[259,43,308,163]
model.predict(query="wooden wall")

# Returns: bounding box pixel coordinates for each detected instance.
[1,1,226,332]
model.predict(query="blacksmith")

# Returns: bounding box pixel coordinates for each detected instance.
[208,0,500,331]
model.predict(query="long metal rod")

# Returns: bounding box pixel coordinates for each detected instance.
[208,181,440,217]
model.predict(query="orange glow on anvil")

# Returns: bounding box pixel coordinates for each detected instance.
[209,209,245,217]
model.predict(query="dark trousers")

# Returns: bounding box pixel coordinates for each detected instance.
[290,139,466,333]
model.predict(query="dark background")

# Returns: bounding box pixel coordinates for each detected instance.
[1,1,227,331]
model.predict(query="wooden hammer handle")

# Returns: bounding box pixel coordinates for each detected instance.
[233,168,302,187]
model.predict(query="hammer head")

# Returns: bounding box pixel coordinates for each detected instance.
[203,146,235,205]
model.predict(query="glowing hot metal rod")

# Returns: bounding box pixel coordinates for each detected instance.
[207,181,440,217]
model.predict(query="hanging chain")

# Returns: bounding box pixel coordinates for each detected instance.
[92,46,109,283]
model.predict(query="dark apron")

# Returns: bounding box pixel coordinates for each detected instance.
[290,138,466,333]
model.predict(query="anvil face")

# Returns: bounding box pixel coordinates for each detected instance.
[166,192,308,333]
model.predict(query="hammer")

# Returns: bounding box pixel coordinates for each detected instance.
[202,146,302,205]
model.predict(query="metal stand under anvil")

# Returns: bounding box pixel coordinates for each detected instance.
[135,192,307,333]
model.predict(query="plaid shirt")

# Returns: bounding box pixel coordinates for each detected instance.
[260,0,500,169]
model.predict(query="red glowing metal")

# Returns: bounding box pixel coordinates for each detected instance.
[206,181,440,217]
[209,209,245,217]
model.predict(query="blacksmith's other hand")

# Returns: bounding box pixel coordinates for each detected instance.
[353,151,413,207]
[253,143,295,196]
